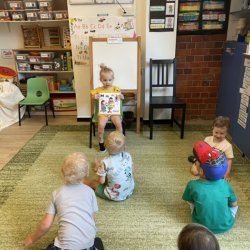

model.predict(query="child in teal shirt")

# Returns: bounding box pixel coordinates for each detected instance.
[182,141,238,234]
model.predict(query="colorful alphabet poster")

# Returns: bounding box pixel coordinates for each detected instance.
[70,17,135,66]
[99,93,121,115]
[177,0,230,35]
[150,0,175,32]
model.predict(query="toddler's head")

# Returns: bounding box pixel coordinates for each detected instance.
[62,152,90,185]
[212,116,230,143]
[99,63,114,80]
[193,141,228,181]
[105,131,126,155]
[178,223,220,250]
[213,116,230,131]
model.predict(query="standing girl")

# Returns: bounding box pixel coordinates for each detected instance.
[91,63,124,153]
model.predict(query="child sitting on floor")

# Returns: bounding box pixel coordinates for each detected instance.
[23,152,104,250]
[84,131,135,201]
[177,223,220,250]
[188,116,234,182]
[183,141,238,234]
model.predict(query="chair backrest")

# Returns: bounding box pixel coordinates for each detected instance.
[26,78,50,101]
[150,58,177,98]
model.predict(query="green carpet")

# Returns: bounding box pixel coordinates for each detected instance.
[1,124,250,250]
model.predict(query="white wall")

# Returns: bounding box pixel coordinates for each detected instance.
[67,1,136,118]
[0,0,177,120]
[68,0,178,120]
[143,0,178,120]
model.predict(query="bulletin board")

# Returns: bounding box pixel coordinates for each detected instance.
[149,0,176,32]
[89,37,141,133]
[177,0,231,35]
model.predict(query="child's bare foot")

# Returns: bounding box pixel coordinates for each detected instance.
[94,157,100,172]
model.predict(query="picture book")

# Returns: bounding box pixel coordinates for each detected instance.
[99,93,121,115]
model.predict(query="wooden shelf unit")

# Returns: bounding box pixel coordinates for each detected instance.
[0,20,69,23]
[18,71,74,73]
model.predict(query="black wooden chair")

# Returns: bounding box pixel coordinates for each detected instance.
[149,58,186,139]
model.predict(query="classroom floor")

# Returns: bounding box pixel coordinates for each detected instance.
[0,115,213,171]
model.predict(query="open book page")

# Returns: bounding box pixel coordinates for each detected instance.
[99,93,121,115]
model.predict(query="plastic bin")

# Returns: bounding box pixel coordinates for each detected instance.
[18,61,31,71]
[42,63,54,71]
[51,97,77,112]
[16,53,30,61]
[0,10,11,21]
[40,52,54,58]
[53,10,68,20]
[10,10,25,21]
[124,111,134,129]
[37,0,53,11]
[23,0,38,9]
[41,57,54,63]
[8,1,24,10]
[38,11,53,20]
[25,9,39,21]
[29,56,41,63]
[33,65,43,71]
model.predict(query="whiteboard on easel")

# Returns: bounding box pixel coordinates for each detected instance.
[92,41,138,90]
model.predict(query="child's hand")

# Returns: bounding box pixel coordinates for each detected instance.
[224,174,230,182]
[94,94,100,99]
[94,158,101,172]
[23,234,34,248]
[119,94,124,100]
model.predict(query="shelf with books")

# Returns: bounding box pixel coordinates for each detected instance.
[0,20,69,23]
[17,70,73,73]
[13,49,74,90]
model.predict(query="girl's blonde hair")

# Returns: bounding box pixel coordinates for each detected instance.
[62,152,90,185]
[99,63,114,80]
[106,131,126,155]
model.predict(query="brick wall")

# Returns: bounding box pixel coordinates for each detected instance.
[175,34,227,120]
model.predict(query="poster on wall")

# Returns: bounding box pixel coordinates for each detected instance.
[150,0,175,32]
[177,0,230,35]
[70,17,135,66]
[1,49,13,59]
[237,66,250,129]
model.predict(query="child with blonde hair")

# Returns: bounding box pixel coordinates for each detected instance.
[188,116,234,182]
[84,131,135,201]
[23,152,104,250]
[91,64,124,153]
